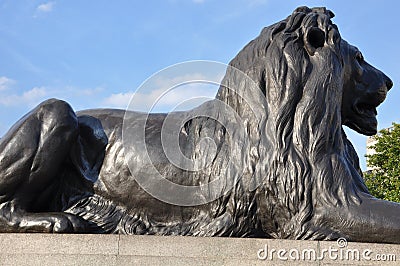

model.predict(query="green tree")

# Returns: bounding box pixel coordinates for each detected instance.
[364,122,400,203]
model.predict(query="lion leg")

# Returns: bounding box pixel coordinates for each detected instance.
[0,201,91,233]
[0,99,89,232]
[321,193,400,243]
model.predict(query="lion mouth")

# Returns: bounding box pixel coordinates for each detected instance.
[346,101,380,136]
[354,102,378,118]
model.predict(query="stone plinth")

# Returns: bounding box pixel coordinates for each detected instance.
[0,234,398,265]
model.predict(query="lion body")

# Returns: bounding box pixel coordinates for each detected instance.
[72,106,260,237]
[68,6,397,240]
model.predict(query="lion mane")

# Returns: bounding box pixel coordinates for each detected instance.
[216,6,369,239]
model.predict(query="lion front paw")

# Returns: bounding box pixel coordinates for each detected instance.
[52,215,75,233]
[2,209,90,233]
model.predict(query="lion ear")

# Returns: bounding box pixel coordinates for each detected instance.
[304,27,325,56]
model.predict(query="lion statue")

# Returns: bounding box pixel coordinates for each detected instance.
[0,6,399,243]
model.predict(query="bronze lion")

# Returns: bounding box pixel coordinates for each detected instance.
[0,6,398,243]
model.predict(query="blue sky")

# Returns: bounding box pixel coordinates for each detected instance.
[0,0,399,170]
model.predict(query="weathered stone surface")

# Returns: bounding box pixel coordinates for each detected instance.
[0,234,398,265]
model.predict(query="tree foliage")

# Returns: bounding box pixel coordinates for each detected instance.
[364,123,400,202]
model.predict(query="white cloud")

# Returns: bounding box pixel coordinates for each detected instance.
[0,87,48,107]
[103,72,221,110]
[104,86,217,112]
[0,76,15,91]
[0,85,107,117]
[23,87,47,99]
[103,92,134,109]
[104,72,223,111]
[152,73,209,92]
[37,2,55,13]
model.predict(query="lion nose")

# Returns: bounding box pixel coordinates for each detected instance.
[385,76,393,91]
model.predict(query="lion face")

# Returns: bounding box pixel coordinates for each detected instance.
[341,41,393,136]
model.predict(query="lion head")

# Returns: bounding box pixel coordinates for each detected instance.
[341,42,392,136]
[216,6,392,239]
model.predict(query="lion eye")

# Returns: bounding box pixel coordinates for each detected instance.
[355,52,364,64]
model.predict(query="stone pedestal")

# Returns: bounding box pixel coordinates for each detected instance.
[0,234,398,265]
